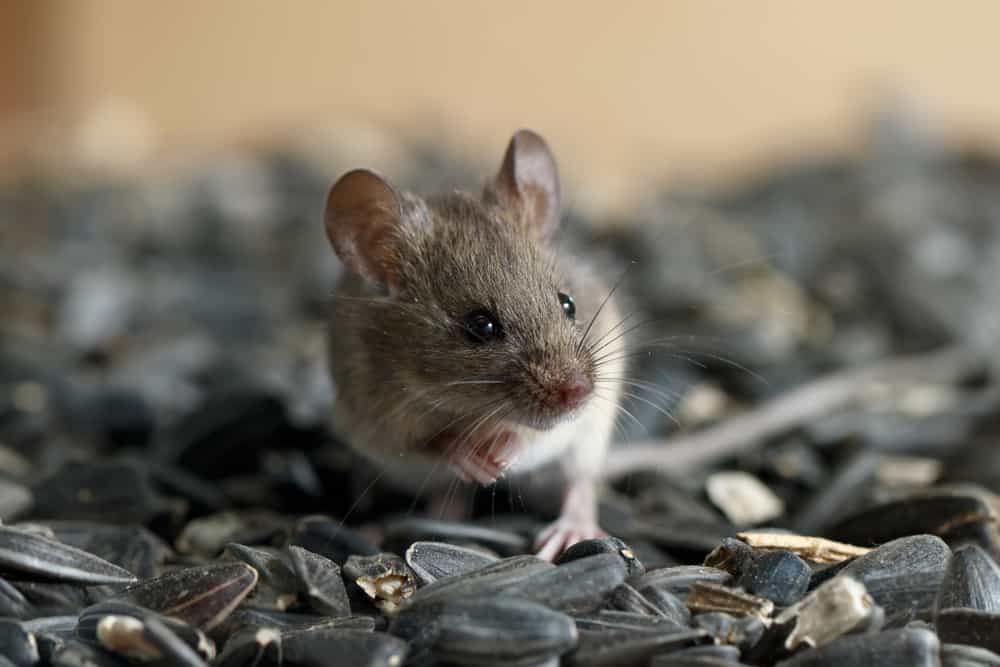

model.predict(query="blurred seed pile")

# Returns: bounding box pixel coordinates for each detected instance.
[2,114,1000,665]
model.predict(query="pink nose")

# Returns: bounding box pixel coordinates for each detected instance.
[556,374,593,409]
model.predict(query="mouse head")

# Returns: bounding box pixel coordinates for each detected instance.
[325,130,599,431]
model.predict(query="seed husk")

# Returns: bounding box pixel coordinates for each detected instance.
[735,532,869,565]
[777,576,877,650]
[686,582,775,620]
[343,552,418,615]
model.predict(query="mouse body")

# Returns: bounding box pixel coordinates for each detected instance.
[323,130,625,559]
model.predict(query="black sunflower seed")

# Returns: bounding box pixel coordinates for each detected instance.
[503,553,629,615]
[0,577,33,618]
[836,534,950,626]
[0,619,39,667]
[287,545,351,617]
[141,616,209,667]
[437,597,576,666]
[114,561,257,631]
[936,544,1000,614]
[382,518,528,557]
[773,627,939,666]
[940,643,1000,667]
[403,555,554,609]
[343,552,418,614]
[280,627,406,667]
[937,608,1000,653]
[555,537,645,578]
[636,566,733,599]
[0,527,136,585]
[44,522,172,580]
[739,551,811,606]
[570,627,708,667]
[405,541,498,585]
[77,601,215,662]
[215,626,282,667]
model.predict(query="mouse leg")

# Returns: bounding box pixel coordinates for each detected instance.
[534,476,606,561]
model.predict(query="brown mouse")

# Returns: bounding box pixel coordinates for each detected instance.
[322,129,626,560]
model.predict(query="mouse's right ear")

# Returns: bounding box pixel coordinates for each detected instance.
[324,169,403,285]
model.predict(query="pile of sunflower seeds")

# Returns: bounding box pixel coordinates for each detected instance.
[3,110,1000,665]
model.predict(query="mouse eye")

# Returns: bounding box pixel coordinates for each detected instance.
[558,292,576,320]
[462,309,504,344]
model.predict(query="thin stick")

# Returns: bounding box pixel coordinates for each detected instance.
[602,345,984,479]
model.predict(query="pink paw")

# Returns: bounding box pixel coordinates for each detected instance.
[534,517,607,562]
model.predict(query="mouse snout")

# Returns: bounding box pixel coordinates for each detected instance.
[555,373,593,410]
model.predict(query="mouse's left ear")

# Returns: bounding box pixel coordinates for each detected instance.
[489,129,561,238]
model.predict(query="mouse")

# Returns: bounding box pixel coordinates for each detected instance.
[322,129,626,560]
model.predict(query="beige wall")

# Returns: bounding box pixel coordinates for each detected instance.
[9,2,1000,206]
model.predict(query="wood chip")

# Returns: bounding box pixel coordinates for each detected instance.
[736,532,870,564]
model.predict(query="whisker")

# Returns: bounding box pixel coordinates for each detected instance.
[576,263,635,355]
[618,390,682,428]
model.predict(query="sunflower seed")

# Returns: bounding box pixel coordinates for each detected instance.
[941,643,1000,667]
[0,619,39,667]
[570,628,708,667]
[50,640,131,667]
[403,555,553,609]
[43,522,171,580]
[555,537,645,578]
[575,610,685,635]
[936,544,1000,614]
[0,527,136,585]
[706,471,785,526]
[609,583,671,617]
[837,534,950,626]
[638,586,691,626]
[405,541,499,585]
[281,627,406,667]
[504,554,629,614]
[215,626,282,667]
[78,601,215,662]
[287,545,351,616]
[738,551,811,606]
[141,615,209,667]
[937,608,1000,653]
[114,561,257,631]
[0,577,32,618]
[392,597,575,667]
[774,627,939,666]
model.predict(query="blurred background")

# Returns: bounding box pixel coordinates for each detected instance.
[4,1,1000,210]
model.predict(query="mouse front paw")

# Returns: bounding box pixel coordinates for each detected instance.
[534,517,607,562]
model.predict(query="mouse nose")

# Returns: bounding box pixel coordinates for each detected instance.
[556,373,593,410]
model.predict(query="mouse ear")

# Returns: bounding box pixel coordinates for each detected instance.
[491,129,561,238]
[324,169,403,284]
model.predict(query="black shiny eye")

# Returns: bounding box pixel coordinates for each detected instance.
[558,292,575,320]
[462,309,503,343]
